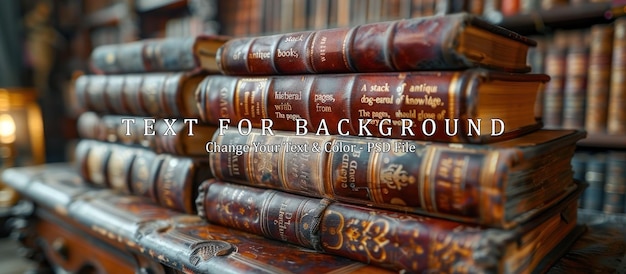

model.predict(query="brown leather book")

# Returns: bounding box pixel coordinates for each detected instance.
[562,30,590,130]
[608,17,626,135]
[216,12,535,75]
[209,128,584,228]
[541,31,569,129]
[1,164,392,273]
[74,72,207,118]
[74,139,212,213]
[89,35,229,74]
[76,111,216,157]
[585,24,614,134]
[196,179,584,273]
[196,69,549,143]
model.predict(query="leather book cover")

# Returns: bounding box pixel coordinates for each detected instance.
[196,69,549,144]
[89,35,229,74]
[217,12,535,75]
[76,112,216,157]
[74,139,212,213]
[73,72,207,118]
[208,127,584,228]
[585,24,613,134]
[196,179,584,273]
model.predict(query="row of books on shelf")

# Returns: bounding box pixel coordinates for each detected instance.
[217,0,612,37]
[573,150,626,214]
[8,13,597,272]
[529,17,626,136]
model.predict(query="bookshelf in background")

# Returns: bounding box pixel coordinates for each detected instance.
[495,1,626,218]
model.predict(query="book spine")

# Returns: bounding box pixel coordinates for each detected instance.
[603,152,626,213]
[76,112,215,156]
[75,139,111,188]
[197,70,542,143]
[582,153,606,211]
[209,128,507,225]
[217,14,485,75]
[562,30,589,130]
[198,180,581,273]
[196,180,486,273]
[143,37,198,72]
[542,47,566,129]
[608,18,626,135]
[90,38,199,74]
[74,139,211,213]
[74,73,204,118]
[585,24,614,134]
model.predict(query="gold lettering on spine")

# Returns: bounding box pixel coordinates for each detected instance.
[273,199,293,241]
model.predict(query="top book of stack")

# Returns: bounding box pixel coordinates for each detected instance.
[216,12,535,75]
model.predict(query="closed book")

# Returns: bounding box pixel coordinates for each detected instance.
[196,69,549,144]
[0,164,392,273]
[541,35,568,129]
[74,139,212,213]
[603,151,626,213]
[608,17,626,135]
[209,128,583,228]
[74,72,207,118]
[216,12,535,75]
[583,153,606,211]
[585,24,613,134]
[196,179,584,273]
[76,112,216,157]
[562,30,589,130]
[89,35,229,74]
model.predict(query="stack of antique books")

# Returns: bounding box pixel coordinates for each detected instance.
[2,12,587,273]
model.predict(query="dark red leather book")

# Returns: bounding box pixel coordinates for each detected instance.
[196,179,584,273]
[216,12,535,75]
[209,128,584,228]
[196,69,550,144]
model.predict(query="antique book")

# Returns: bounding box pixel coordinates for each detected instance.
[216,12,535,76]
[541,54,563,129]
[0,164,392,273]
[209,128,584,228]
[89,35,229,74]
[74,72,206,118]
[561,30,589,130]
[541,31,569,129]
[603,151,626,213]
[197,69,549,144]
[74,139,212,213]
[582,153,606,211]
[76,111,216,157]
[585,24,613,134]
[196,179,584,273]
[608,17,626,135]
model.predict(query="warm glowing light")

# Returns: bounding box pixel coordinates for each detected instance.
[0,114,16,144]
